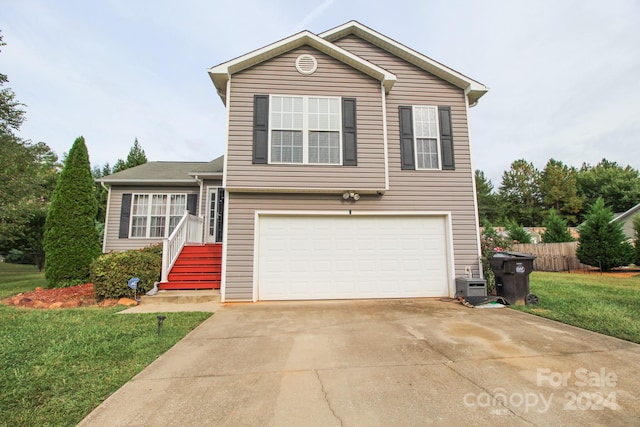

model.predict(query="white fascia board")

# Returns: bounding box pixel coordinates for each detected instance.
[187,171,223,177]
[96,179,198,185]
[208,30,397,104]
[222,78,231,188]
[226,186,385,195]
[320,21,488,105]
[611,202,640,222]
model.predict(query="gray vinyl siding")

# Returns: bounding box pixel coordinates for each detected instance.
[335,35,480,274]
[223,37,483,300]
[226,46,386,190]
[103,185,199,253]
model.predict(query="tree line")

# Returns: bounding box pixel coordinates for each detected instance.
[476,158,640,227]
[0,31,146,272]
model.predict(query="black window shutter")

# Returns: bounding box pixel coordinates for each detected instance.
[253,95,269,164]
[438,106,455,170]
[399,106,415,170]
[186,194,198,215]
[118,193,132,238]
[342,98,357,166]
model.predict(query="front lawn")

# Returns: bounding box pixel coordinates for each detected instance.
[512,271,640,344]
[0,263,211,426]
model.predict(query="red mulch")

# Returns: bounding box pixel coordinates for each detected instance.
[1,283,120,309]
[562,269,640,278]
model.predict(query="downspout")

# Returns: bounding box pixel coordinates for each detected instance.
[381,82,389,191]
[220,77,232,303]
[465,93,484,278]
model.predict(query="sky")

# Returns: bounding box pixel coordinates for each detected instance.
[1,0,639,186]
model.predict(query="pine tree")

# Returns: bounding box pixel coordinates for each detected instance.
[505,220,532,244]
[576,198,634,271]
[541,209,574,243]
[126,137,147,167]
[113,138,147,173]
[43,136,101,287]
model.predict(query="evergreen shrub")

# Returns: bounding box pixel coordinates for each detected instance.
[91,245,162,300]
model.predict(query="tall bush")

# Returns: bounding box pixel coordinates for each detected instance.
[576,198,634,271]
[43,136,101,287]
[541,209,574,243]
[505,220,532,244]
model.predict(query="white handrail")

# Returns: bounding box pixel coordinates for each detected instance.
[161,211,204,282]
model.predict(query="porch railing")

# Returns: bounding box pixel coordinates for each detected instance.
[161,211,204,282]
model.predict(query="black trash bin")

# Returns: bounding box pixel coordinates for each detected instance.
[489,251,538,305]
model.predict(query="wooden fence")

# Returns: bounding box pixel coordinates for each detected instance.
[511,242,590,272]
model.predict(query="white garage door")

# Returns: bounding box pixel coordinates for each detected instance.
[256,214,451,300]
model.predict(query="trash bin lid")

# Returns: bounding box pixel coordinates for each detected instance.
[492,250,536,260]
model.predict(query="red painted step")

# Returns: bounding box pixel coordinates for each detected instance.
[159,244,222,290]
[168,273,221,282]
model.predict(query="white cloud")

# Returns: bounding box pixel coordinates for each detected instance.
[1,0,638,185]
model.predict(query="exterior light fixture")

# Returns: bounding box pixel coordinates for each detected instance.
[342,192,360,201]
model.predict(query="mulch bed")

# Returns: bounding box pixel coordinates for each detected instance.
[562,268,640,278]
[2,283,120,309]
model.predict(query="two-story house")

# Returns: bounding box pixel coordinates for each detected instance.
[98,21,488,302]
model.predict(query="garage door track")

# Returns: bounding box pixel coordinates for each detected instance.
[80,299,640,426]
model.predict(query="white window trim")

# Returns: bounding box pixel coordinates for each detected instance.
[413,105,441,170]
[268,94,343,165]
[129,193,188,239]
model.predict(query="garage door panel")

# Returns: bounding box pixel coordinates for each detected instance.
[257,215,450,300]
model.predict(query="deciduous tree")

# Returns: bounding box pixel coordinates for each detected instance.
[577,159,640,215]
[0,32,26,137]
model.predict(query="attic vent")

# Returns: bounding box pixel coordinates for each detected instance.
[295,54,317,75]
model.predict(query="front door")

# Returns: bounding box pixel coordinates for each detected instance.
[205,188,224,243]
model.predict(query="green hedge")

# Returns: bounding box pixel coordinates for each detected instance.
[91,245,162,300]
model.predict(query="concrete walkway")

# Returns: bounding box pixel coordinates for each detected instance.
[80,299,640,426]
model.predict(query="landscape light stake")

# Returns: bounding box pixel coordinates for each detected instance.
[156,315,167,337]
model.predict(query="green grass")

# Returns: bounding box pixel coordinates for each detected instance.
[0,263,212,426]
[512,271,640,344]
[0,263,47,298]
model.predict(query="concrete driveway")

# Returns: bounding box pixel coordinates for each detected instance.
[80,299,640,426]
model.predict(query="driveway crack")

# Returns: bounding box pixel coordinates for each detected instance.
[315,369,343,427]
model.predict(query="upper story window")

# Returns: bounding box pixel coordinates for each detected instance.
[399,105,454,171]
[130,193,187,238]
[269,95,342,165]
[413,106,440,170]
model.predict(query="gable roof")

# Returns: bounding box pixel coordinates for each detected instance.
[208,29,397,105]
[188,156,225,177]
[97,155,224,185]
[208,21,487,106]
[612,202,640,223]
[320,21,488,105]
